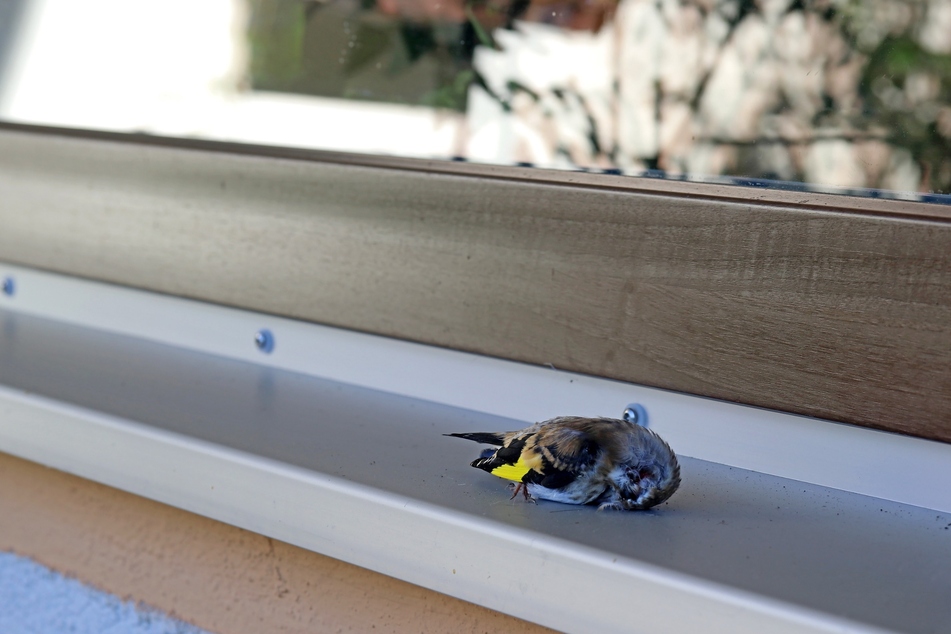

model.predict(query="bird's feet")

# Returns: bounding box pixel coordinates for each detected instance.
[509,483,537,504]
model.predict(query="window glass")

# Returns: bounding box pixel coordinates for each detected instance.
[1,0,949,201]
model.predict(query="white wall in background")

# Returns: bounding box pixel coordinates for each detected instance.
[0,0,464,157]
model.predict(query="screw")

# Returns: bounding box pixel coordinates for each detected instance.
[254,329,274,353]
[622,403,648,427]
[1,277,14,297]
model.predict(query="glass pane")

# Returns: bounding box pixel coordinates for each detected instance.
[1,0,949,201]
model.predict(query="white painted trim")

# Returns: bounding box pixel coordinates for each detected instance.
[0,385,891,634]
[1,261,949,514]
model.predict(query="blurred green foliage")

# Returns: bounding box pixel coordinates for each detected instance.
[248,2,307,85]
[246,0,951,193]
[858,35,951,193]
[247,0,475,111]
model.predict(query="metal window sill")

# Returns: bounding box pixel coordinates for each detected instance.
[0,264,949,634]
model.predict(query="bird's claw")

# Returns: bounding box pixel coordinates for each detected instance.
[510,482,536,503]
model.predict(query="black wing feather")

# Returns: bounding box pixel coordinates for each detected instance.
[469,436,528,473]
[444,432,505,446]
[449,421,603,489]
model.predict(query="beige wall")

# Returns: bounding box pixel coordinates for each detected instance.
[0,452,555,634]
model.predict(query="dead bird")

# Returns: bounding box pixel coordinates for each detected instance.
[447,416,680,510]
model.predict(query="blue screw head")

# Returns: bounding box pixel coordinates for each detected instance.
[1,277,14,297]
[254,329,274,353]
[622,403,648,427]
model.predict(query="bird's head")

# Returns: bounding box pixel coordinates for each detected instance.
[628,460,681,509]
[615,427,681,510]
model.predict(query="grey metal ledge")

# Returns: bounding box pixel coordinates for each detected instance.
[0,306,949,634]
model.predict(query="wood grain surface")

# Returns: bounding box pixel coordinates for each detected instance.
[0,125,949,442]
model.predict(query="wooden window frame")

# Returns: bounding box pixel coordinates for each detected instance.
[1,120,949,442]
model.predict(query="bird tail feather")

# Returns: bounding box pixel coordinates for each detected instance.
[444,431,506,446]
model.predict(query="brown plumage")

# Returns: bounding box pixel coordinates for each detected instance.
[446,416,681,510]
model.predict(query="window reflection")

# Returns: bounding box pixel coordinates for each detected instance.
[1,0,949,199]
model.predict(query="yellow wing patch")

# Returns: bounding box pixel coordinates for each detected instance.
[490,459,532,482]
